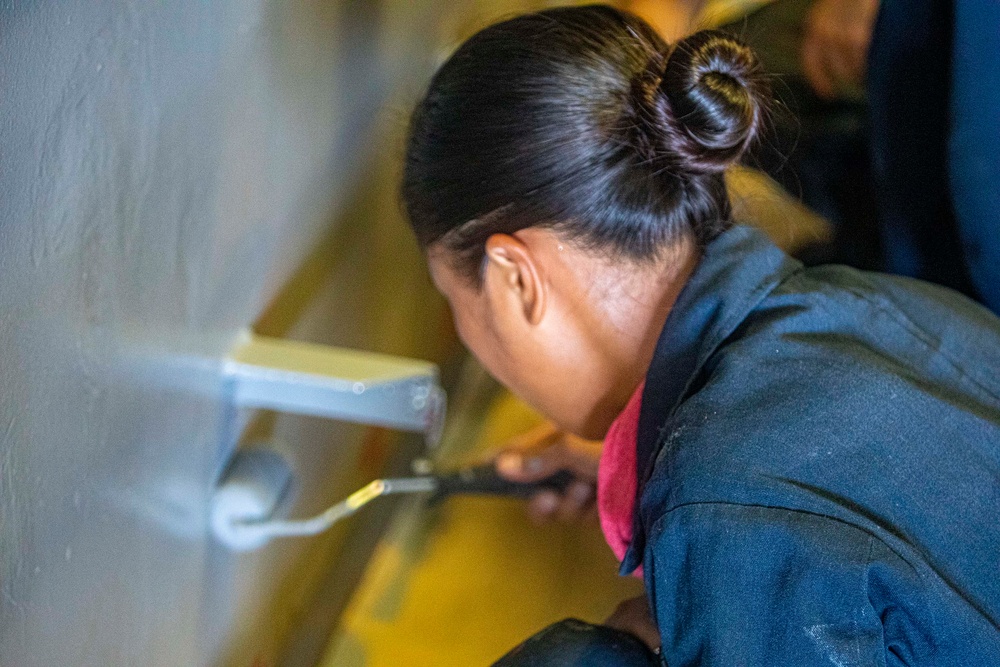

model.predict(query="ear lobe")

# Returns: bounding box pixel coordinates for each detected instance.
[484,234,547,326]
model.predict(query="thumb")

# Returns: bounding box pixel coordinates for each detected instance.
[495,437,600,483]
[495,447,565,482]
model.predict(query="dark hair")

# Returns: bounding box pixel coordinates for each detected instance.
[403,4,770,282]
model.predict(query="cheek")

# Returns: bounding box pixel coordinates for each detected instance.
[514,321,608,436]
[450,307,481,355]
[450,299,503,370]
[450,299,527,392]
[454,302,600,435]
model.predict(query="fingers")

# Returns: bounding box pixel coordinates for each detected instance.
[525,481,595,524]
[527,490,561,524]
[495,431,601,483]
[496,448,563,483]
[557,481,595,522]
[803,33,862,100]
[802,35,837,99]
[801,0,880,99]
[494,423,603,524]
[843,28,870,84]
[802,21,856,99]
[495,423,564,482]
[504,443,597,524]
[605,595,661,653]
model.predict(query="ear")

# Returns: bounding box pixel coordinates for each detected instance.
[483,233,547,326]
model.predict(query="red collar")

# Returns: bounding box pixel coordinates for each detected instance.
[597,381,645,576]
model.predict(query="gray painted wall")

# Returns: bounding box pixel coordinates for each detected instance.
[0,1,460,664]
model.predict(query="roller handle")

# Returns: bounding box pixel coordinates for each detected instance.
[431,463,577,503]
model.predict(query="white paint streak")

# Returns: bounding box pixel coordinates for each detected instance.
[804,623,866,667]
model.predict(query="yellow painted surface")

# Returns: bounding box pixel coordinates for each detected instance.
[322,392,643,667]
[728,166,833,254]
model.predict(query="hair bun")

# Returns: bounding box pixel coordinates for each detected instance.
[640,30,769,174]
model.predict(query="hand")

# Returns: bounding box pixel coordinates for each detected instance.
[605,595,661,654]
[619,0,705,42]
[801,0,880,99]
[494,422,602,524]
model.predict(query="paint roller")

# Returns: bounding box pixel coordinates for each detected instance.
[211,449,576,551]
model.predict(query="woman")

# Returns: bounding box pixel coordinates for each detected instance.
[402,5,1000,665]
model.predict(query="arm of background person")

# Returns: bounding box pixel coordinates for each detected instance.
[801,0,881,99]
[620,0,707,41]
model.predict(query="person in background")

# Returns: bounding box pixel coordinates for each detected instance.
[625,0,1000,315]
[866,0,1000,313]
[624,0,885,273]
[403,5,1000,664]
[621,0,878,99]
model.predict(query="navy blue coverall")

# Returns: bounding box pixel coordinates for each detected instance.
[868,0,1000,315]
[619,225,1000,665]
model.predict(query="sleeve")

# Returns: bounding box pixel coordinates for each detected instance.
[645,503,889,667]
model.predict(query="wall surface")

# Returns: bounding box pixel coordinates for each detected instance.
[0,1,461,665]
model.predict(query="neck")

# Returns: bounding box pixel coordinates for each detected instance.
[581,237,700,433]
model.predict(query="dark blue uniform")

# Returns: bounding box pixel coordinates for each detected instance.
[622,225,1000,665]
[869,0,1000,313]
